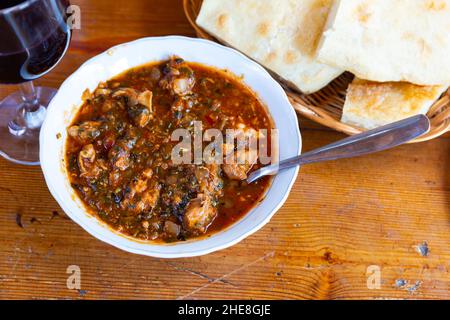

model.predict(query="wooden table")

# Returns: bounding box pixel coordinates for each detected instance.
[0,0,449,300]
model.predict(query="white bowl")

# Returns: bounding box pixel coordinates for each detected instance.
[40,36,301,258]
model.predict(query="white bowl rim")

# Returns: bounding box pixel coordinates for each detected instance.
[40,35,301,258]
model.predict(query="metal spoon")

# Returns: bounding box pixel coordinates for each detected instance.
[247,114,430,184]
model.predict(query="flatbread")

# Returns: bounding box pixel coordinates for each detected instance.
[342,78,448,129]
[196,0,343,94]
[318,0,450,86]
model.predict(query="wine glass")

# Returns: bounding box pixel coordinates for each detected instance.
[0,0,71,165]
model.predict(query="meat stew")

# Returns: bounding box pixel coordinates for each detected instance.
[65,57,274,242]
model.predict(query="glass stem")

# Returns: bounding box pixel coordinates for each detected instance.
[8,82,47,136]
[20,81,40,112]
[19,81,46,130]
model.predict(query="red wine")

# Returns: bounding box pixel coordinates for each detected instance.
[0,0,27,10]
[0,28,70,84]
[0,0,71,84]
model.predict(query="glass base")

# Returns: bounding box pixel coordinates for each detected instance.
[0,87,56,165]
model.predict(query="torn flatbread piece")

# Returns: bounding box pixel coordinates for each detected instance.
[318,0,450,86]
[196,0,343,94]
[342,78,448,130]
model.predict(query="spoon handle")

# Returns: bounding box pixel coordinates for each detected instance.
[247,114,430,183]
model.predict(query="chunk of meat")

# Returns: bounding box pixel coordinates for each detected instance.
[125,169,153,197]
[114,89,154,127]
[112,88,139,106]
[121,177,161,214]
[222,146,255,180]
[163,220,181,238]
[81,88,92,101]
[109,142,131,171]
[134,184,160,212]
[101,99,115,112]
[137,90,153,111]
[129,106,152,127]
[222,162,250,181]
[183,194,217,234]
[172,77,195,96]
[222,125,259,180]
[94,88,111,97]
[68,121,102,144]
[159,166,197,214]
[195,164,223,196]
[78,144,104,179]
[113,88,153,109]
[108,128,139,171]
[182,164,223,234]
[160,57,195,96]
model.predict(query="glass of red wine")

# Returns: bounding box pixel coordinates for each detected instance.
[0,0,71,165]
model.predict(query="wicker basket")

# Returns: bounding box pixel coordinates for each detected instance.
[183,0,450,142]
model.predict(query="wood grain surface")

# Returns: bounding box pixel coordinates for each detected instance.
[0,0,449,300]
